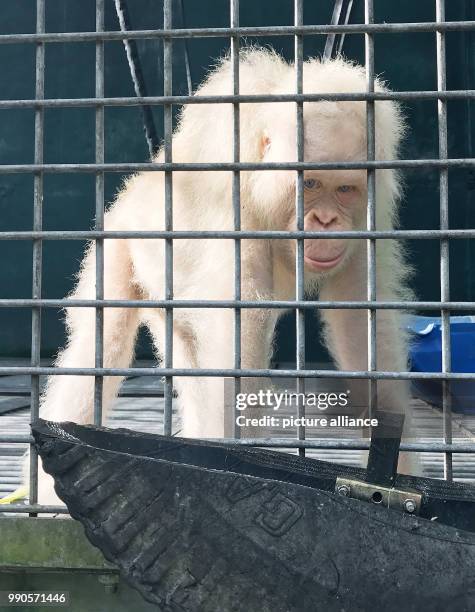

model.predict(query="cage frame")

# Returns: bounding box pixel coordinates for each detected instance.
[0,0,474,514]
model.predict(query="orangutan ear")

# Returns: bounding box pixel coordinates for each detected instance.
[259,132,271,158]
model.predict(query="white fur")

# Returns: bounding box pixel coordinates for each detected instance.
[28,49,414,504]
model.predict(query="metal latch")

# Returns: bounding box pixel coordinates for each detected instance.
[335,476,422,515]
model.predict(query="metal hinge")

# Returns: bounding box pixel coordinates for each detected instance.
[335,476,422,515]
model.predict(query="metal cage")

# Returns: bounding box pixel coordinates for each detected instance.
[1,0,475,516]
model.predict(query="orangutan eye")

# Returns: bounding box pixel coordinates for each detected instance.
[304,178,320,190]
[337,185,356,193]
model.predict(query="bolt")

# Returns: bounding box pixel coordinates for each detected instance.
[404,499,417,514]
[337,484,350,497]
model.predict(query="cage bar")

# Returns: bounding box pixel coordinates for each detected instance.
[3,299,475,311]
[2,90,475,110]
[93,0,105,426]
[163,0,174,436]
[436,0,453,482]
[28,0,45,511]
[294,0,306,456]
[231,0,241,439]
[2,158,474,173]
[365,0,377,422]
[2,365,474,381]
[0,21,474,46]
[2,229,475,240]
[2,433,474,453]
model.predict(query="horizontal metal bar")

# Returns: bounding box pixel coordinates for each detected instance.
[0,505,69,514]
[0,434,473,453]
[212,439,475,452]
[0,21,474,46]
[1,159,474,174]
[1,90,475,110]
[1,229,475,240]
[0,366,474,380]
[0,388,164,399]
[1,298,475,310]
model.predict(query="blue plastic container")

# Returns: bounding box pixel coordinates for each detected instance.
[407,315,475,414]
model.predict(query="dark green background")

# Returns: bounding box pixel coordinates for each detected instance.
[1,0,474,363]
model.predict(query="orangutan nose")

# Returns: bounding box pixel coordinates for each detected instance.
[307,208,338,230]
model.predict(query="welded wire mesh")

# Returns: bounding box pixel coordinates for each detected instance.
[0,0,474,513]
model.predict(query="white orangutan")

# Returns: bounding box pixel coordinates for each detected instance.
[28,49,413,504]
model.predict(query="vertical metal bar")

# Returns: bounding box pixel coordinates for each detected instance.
[436,0,453,481]
[29,0,45,510]
[94,0,105,426]
[163,0,174,436]
[295,0,305,457]
[461,2,474,299]
[231,0,241,439]
[365,0,377,421]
